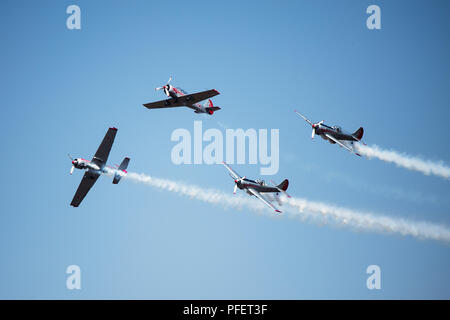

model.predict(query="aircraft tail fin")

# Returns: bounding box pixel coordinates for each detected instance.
[277,179,289,192]
[113,157,130,184]
[352,127,364,140]
[204,99,213,108]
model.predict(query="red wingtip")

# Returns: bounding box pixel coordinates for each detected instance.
[213,89,220,94]
[275,210,282,213]
[110,127,118,131]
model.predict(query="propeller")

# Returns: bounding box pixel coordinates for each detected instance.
[233,176,246,194]
[294,111,324,140]
[311,121,323,139]
[68,154,75,175]
[155,77,173,97]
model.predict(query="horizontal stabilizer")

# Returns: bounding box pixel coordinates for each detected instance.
[206,106,221,112]
[113,157,130,184]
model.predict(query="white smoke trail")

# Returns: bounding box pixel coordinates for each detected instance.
[284,197,450,242]
[355,144,450,180]
[124,172,450,243]
[125,172,269,212]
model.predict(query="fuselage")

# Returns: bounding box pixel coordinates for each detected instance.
[236,178,278,194]
[72,158,101,172]
[314,124,358,144]
[71,158,126,176]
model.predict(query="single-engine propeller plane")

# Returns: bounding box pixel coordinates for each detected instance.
[69,127,130,207]
[222,162,290,213]
[294,110,364,156]
[143,77,221,115]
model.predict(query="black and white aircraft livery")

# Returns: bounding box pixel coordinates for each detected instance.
[143,77,221,115]
[69,127,130,207]
[222,162,290,213]
[294,110,364,156]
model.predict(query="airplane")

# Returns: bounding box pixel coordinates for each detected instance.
[294,110,364,156]
[69,127,130,207]
[143,77,221,115]
[222,162,290,213]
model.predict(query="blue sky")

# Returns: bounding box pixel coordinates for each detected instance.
[0,0,449,299]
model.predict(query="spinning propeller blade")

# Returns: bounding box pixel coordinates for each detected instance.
[155,76,173,92]
[233,176,246,194]
[295,111,325,139]
[311,121,324,139]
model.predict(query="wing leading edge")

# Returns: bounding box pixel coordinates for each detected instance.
[222,161,241,180]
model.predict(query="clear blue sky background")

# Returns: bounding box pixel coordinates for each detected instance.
[1,0,449,299]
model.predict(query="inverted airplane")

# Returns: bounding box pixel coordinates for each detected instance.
[294,110,364,156]
[143,77,221,115]
[222,162,290,213]
[69,127,130,207]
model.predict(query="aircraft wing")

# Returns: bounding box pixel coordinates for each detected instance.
[142,98,186,109]
[294,110,313,126]
[222,161,241,180]
[143,89,220,109]
[70,171,100,207]
[324,133,361,156]
[247,188,281,213]
[92,128,117,166]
